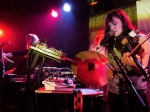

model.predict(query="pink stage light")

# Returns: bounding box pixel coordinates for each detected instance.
[51,10,58,18]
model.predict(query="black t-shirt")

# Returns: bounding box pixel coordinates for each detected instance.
[11,50,51,75]
[10,50,28,75]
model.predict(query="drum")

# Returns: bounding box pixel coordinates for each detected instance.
[75,88,103,95]
[74,88,104,112]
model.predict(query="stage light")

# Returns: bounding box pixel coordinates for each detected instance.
[63,3,71,12]
[0,30,2,35]
[0,29,5,38]
[51,10,58,18]
[88,0,98,6]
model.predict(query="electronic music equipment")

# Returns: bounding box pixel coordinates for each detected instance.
[29,44,65,62]
[29,44,74,63]
[34,67,74,77]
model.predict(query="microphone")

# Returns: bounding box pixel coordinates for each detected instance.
[100,31,114,46]
[0,42,10,48]
[0,42,10,45]
[0,49,5,80]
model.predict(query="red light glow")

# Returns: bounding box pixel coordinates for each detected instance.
[0,29,5,38]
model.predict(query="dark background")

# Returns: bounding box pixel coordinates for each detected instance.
[0,0,143,112]
[0,0,90,72]
[0,0,137,72]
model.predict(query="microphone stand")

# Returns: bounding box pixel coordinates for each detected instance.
[131,55,150,82]
[106,44,146,112]
[0,49,5,86]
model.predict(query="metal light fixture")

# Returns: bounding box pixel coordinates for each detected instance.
[88,0,98,6]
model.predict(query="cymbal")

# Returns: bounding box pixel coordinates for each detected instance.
[71,51,108,87]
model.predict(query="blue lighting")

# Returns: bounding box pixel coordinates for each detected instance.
[63,3,71,12]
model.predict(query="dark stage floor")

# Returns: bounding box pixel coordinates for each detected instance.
[0,77,106,112]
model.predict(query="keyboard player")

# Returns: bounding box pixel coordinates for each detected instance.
[4,34,39,75]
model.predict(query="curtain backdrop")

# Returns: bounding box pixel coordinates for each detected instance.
[137,0,150,34]
[137,0,150,100]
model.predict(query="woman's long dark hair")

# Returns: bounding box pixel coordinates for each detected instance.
[104,9,135,37]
